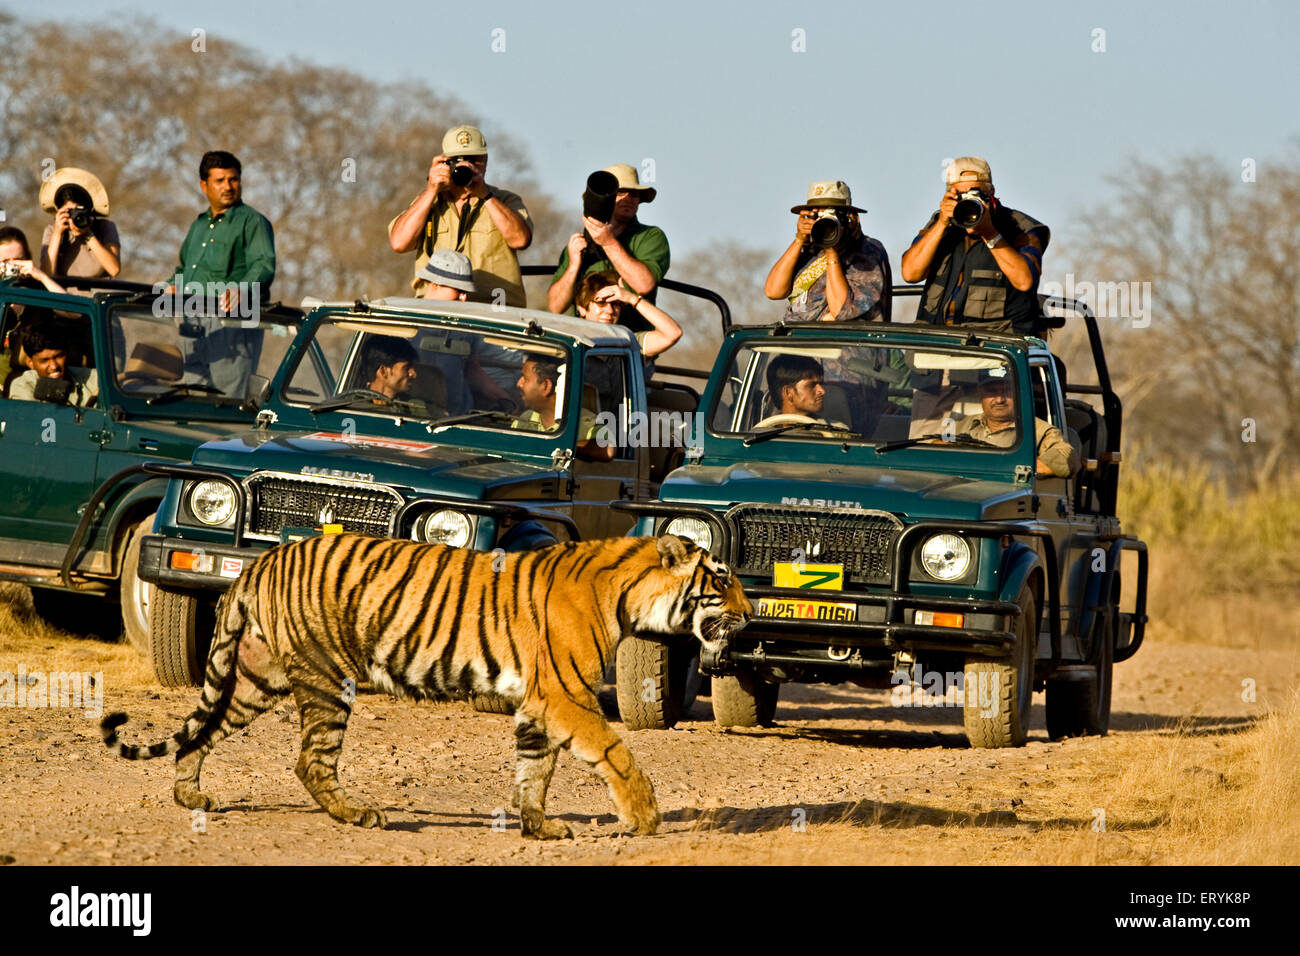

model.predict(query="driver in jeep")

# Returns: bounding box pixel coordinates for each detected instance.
[9,322,98,407]
[754,354,847,430]
[952,372,1079,477]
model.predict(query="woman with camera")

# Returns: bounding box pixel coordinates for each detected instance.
[38,167,122,279]
[764,180,891,322]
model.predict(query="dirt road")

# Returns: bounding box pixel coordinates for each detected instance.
[1,638,1295,866]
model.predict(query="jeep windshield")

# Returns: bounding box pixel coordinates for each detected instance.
[110,303,302,406]
[709,340,1022,452]
[281,313,574,434]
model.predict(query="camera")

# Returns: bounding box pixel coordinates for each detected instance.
[0,261,22,279]
[952,188,989,229]
[582,170,619,224]
[809,210,847,248]
[69,205,96,231]
[444,159,476,188]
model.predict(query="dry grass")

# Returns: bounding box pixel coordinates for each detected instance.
[0,583,156,690]
[1118,464,1300,649]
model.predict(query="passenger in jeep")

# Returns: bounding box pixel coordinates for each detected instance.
[574,271,682,372]
[952,372,1078,477]
[9,322,98,407]
[512,354,612,462]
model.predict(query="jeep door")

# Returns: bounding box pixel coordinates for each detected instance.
[570,350,643,538]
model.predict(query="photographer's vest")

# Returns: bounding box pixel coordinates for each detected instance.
[413,187,527,307]
[916,207,1048,334]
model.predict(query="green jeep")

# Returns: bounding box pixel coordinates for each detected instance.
[0,275,303,647]
[616,290,1149,747]
[131,289,718,686]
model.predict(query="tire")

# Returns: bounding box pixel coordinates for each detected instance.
[469,693,515,714]
[1046,584,1115,739]
[711,670,779,728]
[118,514,155,654]
[616,636,687,730]
[964,586,1037,748]
[148,585,212,687]
[29,587,120,641]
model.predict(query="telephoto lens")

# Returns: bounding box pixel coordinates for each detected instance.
[582,170,619,223]
[450,163,475,187]
[810,211,842,248]
[952,192,986,228]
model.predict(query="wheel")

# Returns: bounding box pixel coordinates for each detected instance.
[148,585,212,687]
[118,514,156,654]
[964,586,1037,748]
[615,636,698,730]
[469,693,516,714]
[1046,580,1116,739]
[29,587,120,641]
[711,670,779,728]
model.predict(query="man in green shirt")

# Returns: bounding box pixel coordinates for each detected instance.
[169,150,276,397]
[547,164,670,320]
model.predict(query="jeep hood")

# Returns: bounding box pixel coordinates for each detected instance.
[659,460,1029,520]
[191,429,557,499]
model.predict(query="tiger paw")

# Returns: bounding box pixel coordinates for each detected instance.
[173,786,217,812]
[521,818,573,841]
[618,806,662,836]
[353,807,388,829]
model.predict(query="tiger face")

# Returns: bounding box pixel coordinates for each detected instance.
[638,535,753,653]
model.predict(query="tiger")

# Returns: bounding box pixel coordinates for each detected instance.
[101,532,751,839]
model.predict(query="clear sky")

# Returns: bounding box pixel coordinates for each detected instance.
[33,0,1300,264]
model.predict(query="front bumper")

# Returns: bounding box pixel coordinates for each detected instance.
[613,501,1062,668]
[138,535,263,592]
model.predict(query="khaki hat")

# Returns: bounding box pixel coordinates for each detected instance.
[790,180,866,214]
[39,167,110,215]
[442,125,488,158]
[603,164,656,203]
[945,156,993,186]
[120,343,183,383]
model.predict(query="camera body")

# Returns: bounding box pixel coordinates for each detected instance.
[952,188,989,229]
[69,206,96,232]
[809,209,848,248]
[0,261,22,279]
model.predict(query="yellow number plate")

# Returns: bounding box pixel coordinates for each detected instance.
[758,562,855,621]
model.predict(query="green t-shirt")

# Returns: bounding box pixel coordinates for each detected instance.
[551,218,670,320]
[175,200,276,291]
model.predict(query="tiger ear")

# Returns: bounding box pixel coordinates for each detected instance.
[656,534,692,571]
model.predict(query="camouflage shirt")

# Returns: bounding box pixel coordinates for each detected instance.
[784,235,891,322]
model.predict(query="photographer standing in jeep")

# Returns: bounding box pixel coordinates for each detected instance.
[387,125,533,306]
[764,181,891,322]
[900,157,1050,335]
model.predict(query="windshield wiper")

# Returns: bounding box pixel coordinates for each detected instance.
[742,421,857,446]
[424,409,518,431]
[875,432,1001,453]
[309,389,404,414]
[144,383,230,406]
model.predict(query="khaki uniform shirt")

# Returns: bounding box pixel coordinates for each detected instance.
[954,413,1079,477]
[391,186,531,306]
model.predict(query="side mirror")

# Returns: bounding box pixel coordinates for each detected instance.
[245,374,271,407]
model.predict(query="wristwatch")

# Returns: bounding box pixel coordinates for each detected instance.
[984,233,1003,250]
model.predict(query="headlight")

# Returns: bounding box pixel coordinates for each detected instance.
[188,480,236,526]
[920,533,971,581]
[415,509,472,547]
[664,516,713,551]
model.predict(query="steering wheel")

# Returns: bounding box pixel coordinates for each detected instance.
[753,413,823,429]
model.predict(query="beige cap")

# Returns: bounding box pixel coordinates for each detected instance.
[790,180,866,214]
[39,167,111,215]
[945,156,993,186]
[120,343,183,383]
[442,125,488,157]
[603,164,656,202]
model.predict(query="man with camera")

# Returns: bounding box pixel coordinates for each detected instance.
[900,157,1050,335]
[546,164,669,316]
[8,322,98,407]
[764,181,891,322]
[387,125,532,307]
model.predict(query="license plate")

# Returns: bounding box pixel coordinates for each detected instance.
[758,562,855,620]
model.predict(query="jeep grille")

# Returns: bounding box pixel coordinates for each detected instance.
[728,504,903,585]
[245,473,403,540]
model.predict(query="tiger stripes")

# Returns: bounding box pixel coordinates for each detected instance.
[102,532,751,838]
